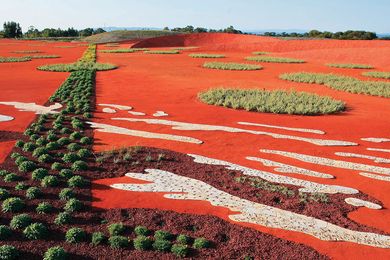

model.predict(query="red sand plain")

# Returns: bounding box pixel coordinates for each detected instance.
[93,34,390,259]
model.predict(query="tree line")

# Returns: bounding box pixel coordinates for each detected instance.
[263,30,378,40]
[164,25,243,34]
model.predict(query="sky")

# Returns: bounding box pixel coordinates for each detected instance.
[2,0,389,33]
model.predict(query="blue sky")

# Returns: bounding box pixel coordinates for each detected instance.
[2,0,389,33]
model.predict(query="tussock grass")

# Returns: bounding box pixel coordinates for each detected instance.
[12,50,42,54]
[326,63,374,69]
[25,55,60,59]
[362,71,390,79]
[280,72,390,98]
[100,48,148,53]
[198,88,345,115]
[246,56,305,63]
[0,56,31,63]
[203,62,261,71]
[144,50,180,54]
[252,51,270,55]
[189,53,225,58]
[171,47,198,50]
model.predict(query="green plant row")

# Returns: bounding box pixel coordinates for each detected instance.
[246,56,305,63]
[198,88,345,115]
[0,56,31,63]
[100,48,148,53]
[279,72,390,98]
[189,53,225,58]
[203,62,262,71]
[326,63,373,69]
[144,50,180,54]
[25,55,60,59]
[11,50,42,53]
[362,71,390,79]
[252,51,270,55]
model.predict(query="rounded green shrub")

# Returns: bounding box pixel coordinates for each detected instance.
[193,237,210,249]
[32,147,49,158]
[171,244,189,258]
[10,214,32,229]
[57,137,70,146]
[0,188,9,200]
[18,161,37,173]
[4,173,19,183]
[65,227,86,243]
[71,161,88,172]
[176,234,191,244]
[25,187,41,199]
[59,188,75,201]
[0,225,12,240]
[69,132,82,140]
[23,142,37,152]
[14,182,28,190]
[91,232,106,246]
[67,143,80,152]
[64,198,83,212]
[67,175,88,188]
[2,197,25,212]
[41,176,59,187]
[43,246,67,260]
[32,168,48,180]
[80,137,92,145]
[36,202,53,214]
[153,239,172,252]
[134,225,149,236]
[60,127,72,134]
[62,153,79,163]
[46,141,60,150]
[10,153,20,159]
[38,154,54,163]
[108,235,129,249]
[36,137,48,146]
[133,236,152,250]
[77,148,91,159]
[51,162,63,171]
[108,223,125,236]
[59,169,73,179]
[54,212,72,225]
[30,134,40,141]
[46,134,58,142]
[15,140,24,149]
[14,156,27,166]
[23,222,48,240]
[0,245,19,260]
[154,230,173,241]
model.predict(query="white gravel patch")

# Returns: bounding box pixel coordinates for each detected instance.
[361,138,390,143]
[359,172,390,182]
[153,111,169,117]
[238,121,325,135]
[0,102,62,114]
[98,103,133,110]
[345,198,382,210]
[128,111,146,116]
[367,148,390,153]
[112,169,390,248]
[335,152,390,164]
[0,114,14,122]
[102,108,117,114]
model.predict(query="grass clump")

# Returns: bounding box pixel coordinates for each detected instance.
[108,223,125,236]
[91,232,106,246]
[246,56,305,63]
[64,198,83,212]
[12,50,41,53]
[326,63,373,69]
[0,189,9,200]
[10,214,32,229]
[134,225,149,236]
[0,56,31,63]
[153,239,172,252]
[133,236,152,250]
[199,88,345,115]
[189,53,225,58]
[108,235,129,249]
[193,237,210,248]
[144,50,179,54]
[65,227,86,243]
[26,55,60,59]
[176,234,191,244]
[280,72,390,98]
[25,187,41,199]
[54,212,72,225]
[23,222,48,240]
[2,197,25,213]
[100,48,147,53]
[36,202,53,214]
[203,62,261,71]
[43,246,67,260]
[363,71,390,79]
[171,244,189,258]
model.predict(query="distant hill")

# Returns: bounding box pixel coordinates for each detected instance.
[84,30,178,44]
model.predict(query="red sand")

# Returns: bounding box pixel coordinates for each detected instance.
[93,34,390,259]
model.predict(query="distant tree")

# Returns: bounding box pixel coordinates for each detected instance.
[223,26,242,34]
[79,28,94,37]
[93,28,106,34]
[25,26,40,38]
[163,26,169,31]
[3,21,22,38]
[194,27,207,33]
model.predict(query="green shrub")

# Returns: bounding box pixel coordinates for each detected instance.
[64,198,83,212]
[134,225,149,236]
[36,202,53,214]
[65,227,86,243]
[38,154,54,163]
[43,246,67,260]
[46,141,60,150]
[23,142,37,152]
[14,156,27,166]
[83,112,92,119]
[67,175,88,188]
[54,212,72,225]
[57,137,70,146]
[67,143,80,152]
[193,237,210,248]
[2,197,24,212]
[4,173,19,183]
[80,137,92,145]
[91,232,106,246]
[171,244,189,258]
[326,63,373,69]
[18,161,37,173]
[0,189,9,200]
[36,137,48,146]
[0,225,12,240]
[14,182,28,190]
[108,223,125,236]
[10,153,20,159]
[51,162,63,171]
[32,168,48,180]
[32,147,49,158]
[41,176,59,187]
[62,153,80,163]
[23,222,48,240]
[77,149,91,158]
[25,187,41,199]
[108,235,129,249]
[133,235,152,250]
[198,88,345,115]
[0,245,19,260]
[59,169,74,179]
[69,132,82,140]
[144,50,179,54]
[30,134,40,141]
[246,56,305,63]
[363,71,390,79]
[59,188,75,200]
[10,214,32,229]
[153,239,172,252]
[38,62,117,72]
[60,127,72,134]
[252,51,270,55]
[46,134,58,142]
[203,62,261,71]
[154,230,173,240]
[71,161,88,172]
[176,234,191,244]
[15,140,24,148]
[189,53,225,58]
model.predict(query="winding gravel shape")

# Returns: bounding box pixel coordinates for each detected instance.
[238,121,325,134]
[344,198,382,210]
[335,152,390,164]
[0,102,62,114]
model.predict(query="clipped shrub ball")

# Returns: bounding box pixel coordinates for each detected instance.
[80,137,92,145]
[67,143,80,152]
[4,173,19,183]
[51,162,63,171]
[64,198,83,212]
[10,214,32,229]
[38,154,54,163]
[77,148,91,159]
[10,153,21,159]
[193,237,211,249]
[0,225,12,240]
[18,161,37,173]
[176,234,191,244]
[57,137,71,146]
[154,230,173,241]
[108,235,129,249]
[32,147,49,158]
[153,239,172,252]
[36,202,53,214]
[32,168,48,180]
[108,223,125,236]
[91,232,106,246]
[41,175,59,188]
[14,156,27,166]
[134,225,149,236]
[65,227,86,243]
[0,245,19,260]
[23,142,37,152]
[54,212,72,225]
[59,188,75,201]
[0,188,9,200]
[43,246,67,260]
[46,141,60,150]
[30,134,40,141]
[23,222,48,240]
[36,137,48,146]
[60,127,72,134]
[69,132,82,140]
[171,244,189,258]
[59,169,73,179]
[14,182,28,191]
[26,187,41,199]
[62,153,80,163]
[2,197,25,213]
[15,140,24,149]
[133,236,153,250]
[71,161,88,172]
[67,175,88,188]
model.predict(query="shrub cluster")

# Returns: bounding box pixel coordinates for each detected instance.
[203,62,261,71]
[246,56,305,63]
[189,53,225,58]
[326,63,373,69]
[362,71,390,79]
